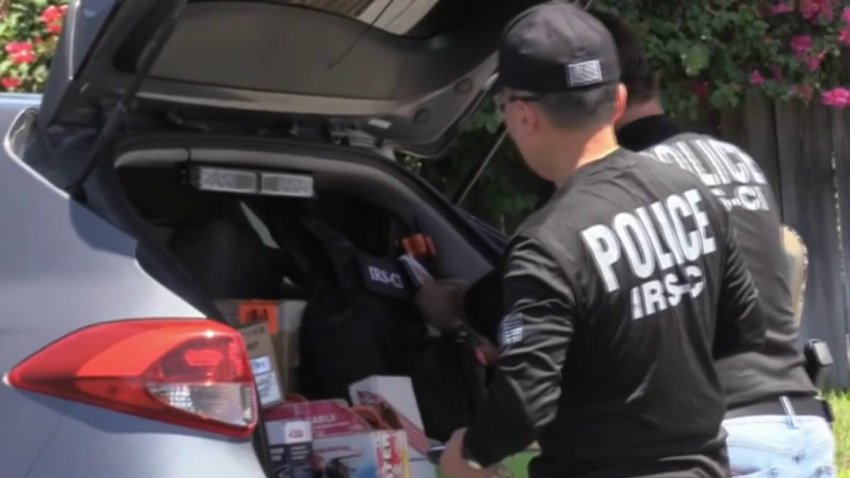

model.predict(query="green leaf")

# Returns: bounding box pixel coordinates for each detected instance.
[711,15,729,30]
[681,43,711,77]
[484,114,502,135]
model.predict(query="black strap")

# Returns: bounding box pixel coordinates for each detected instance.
[725,395,832,422]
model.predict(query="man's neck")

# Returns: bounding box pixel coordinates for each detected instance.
[616,98,665,130]
[549,126,620,186]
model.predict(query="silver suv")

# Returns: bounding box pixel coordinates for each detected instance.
[0,1,530,477]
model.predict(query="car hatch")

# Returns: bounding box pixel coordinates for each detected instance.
[38,0,546,158]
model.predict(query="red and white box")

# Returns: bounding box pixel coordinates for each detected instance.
[312,430,411,478]
[265,399,411,478]
[350,376,436,478]
[265,399,373,438]
[265,420,314,478]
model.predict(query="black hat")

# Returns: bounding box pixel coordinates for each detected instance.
[496,2,621,93]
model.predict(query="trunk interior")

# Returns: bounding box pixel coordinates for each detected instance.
[109,135,504,475]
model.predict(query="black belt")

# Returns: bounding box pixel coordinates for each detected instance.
[725,395,833,423]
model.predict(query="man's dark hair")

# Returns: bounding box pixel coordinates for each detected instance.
[590,10,657,105]
[531,84,619,129]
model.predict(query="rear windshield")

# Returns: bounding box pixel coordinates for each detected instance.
[279,0,478,37]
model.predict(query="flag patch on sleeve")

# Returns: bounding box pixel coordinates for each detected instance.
[498,313,525,347]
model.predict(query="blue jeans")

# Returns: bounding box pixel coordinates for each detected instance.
[723,414,835,477]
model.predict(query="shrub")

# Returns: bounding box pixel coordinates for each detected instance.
[0,0,67,93]
[5,1,849,110]
[599,0,850,115]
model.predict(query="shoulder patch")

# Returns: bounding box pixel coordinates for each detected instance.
[498,313,525,347]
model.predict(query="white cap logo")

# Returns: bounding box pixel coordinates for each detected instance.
[567,60,603,87]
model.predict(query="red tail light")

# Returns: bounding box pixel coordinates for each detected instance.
[7,319,258,438]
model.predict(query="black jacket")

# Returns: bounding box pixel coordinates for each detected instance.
[463,147,765,478]
[640,129,816,407]
[467,115,815,408]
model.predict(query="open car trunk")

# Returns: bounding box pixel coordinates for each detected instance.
[41,0,542,158]
[109,135,506,476]
[33,0,554,475]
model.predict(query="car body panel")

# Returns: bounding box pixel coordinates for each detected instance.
[39,0,540,157]
[22,401,264,478]
[0,93,264,477]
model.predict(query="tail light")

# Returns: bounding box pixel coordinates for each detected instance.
[7,319,258,438]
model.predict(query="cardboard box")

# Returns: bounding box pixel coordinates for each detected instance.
[218,299,305,394]
[277,300,305,393]
[218,299,281,333]
[265,400,373,438]
[313,430,410,478]
[265,420,314,478]
[238,323,284,408]
[349,376,436,478]
[266,399,411,478]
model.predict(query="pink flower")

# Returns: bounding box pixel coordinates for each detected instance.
[792,84,814,101]
[801,0,819,19]
[822,87,850,107]
[822,2,836,20]
[790,35,826,71]
[5,42,35,65]
[749,70,766,86]
[800,0,835,21]
[39,5,63,25]
[791,35,813,60]
[40,5,67,36]
[807,52,826,72]
[46,22,62,35]
[40,4,68,25]
[1,77,22,91]
[843,6,850,23]
[839,27,850,46]
[770,2,794,15]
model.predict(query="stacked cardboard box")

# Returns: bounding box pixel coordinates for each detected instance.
[218,298,305,402]
[349,376,435,478]
[350,376,539,478]
[238,322,284,408]
[220,298,537,478]
[265,419,314,478]
[266,399,410,478]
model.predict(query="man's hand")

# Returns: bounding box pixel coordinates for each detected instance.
[439,429,497,478]
[414,278,470,331]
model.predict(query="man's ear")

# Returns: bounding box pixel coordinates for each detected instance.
[612,83,628,123]
[518,102,539,132]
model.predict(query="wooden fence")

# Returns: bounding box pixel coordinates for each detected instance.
[689,92,850,388]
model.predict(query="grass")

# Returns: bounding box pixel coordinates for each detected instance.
[827,391,850,478]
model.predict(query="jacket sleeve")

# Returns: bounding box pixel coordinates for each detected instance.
[463,267,504,345]
[713,215,766,360]
[463,234,575,466]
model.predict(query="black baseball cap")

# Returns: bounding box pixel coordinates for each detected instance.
[495,2,621,93]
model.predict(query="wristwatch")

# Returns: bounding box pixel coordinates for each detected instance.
[461,439,484,470]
